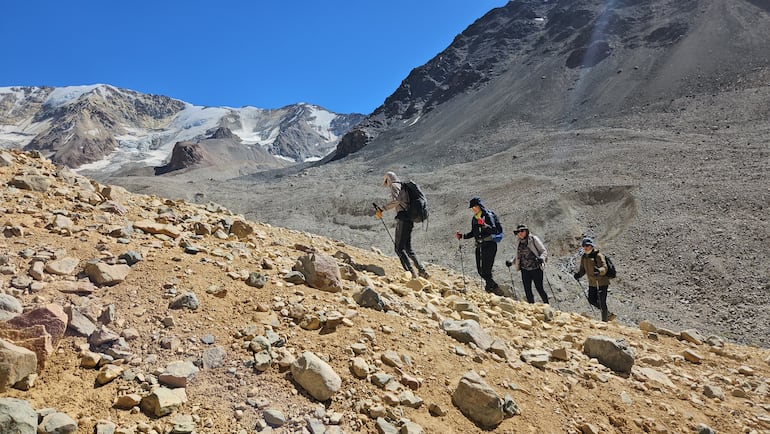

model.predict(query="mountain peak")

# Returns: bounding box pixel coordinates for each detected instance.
[0,85,364,174]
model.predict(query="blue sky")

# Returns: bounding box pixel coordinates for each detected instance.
[1,1,507,114]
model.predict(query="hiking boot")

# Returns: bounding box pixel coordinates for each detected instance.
[418,269,430,279]
[410,270,418,279]
[607,312,617,321]
[487,285,504,297]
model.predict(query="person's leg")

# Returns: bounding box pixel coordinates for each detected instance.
[521,269,535,303]
[598,285,610,321]
[532,268,549,304]
[587,286,599,309]
[394,219,415,277]
[402,221,428,278]
[480,242,499,292]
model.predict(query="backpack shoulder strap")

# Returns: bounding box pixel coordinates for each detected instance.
[596,252,607,268]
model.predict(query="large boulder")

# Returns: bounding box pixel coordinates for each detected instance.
[452,371,505,428]
[83,262,131,286]
[583,335,635,374]
[0,294,23,321]
[291,352,341,401]
[0,339,37,392]
[293,253,343,293]
[0,398,37,434]
[440,319,493,351]
[6,303,67,348]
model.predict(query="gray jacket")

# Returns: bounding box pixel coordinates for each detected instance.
[510,234,548,271]
[381,172,408,215]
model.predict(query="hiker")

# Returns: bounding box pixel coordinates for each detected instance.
[573,237,615,321]
[375,171,429,279]
[505,224,549,304]
[455,196,503,296]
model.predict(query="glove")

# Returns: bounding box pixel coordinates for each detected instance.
[455,232,462,240]
[573,273,580,281]
[505,260,513,267]
[375,210,382,219]
[537,257,544,264]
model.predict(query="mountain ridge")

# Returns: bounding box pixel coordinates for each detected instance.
[0,84,365,174]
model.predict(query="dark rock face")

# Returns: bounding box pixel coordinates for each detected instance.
[329,0,754,161]
[207,127,236,140]
[327,130,368,163]
[154,142,209,175]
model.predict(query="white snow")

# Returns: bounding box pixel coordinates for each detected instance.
[45,85,102,107]
[2,86,348,174]
[407,115,421,126]
[274,154,297,163]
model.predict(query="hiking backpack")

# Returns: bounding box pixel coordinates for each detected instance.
[400,181,429,223]
[601,253,617,278]
[488,210,503,243]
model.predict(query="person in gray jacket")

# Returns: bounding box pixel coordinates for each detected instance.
[375,171,429,279]
[505,224,549,304]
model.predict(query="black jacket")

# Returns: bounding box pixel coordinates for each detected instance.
[462,206,500,243]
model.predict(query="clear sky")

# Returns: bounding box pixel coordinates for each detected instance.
[1,1,508,114]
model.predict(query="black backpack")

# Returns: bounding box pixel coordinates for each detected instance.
[601,253,617,278]
[400,181,429,223]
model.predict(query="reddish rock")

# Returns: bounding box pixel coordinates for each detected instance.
[7,303,68,347]
[0,324,52,372]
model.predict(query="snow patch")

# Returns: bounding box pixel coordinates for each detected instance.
[45,85,103,107]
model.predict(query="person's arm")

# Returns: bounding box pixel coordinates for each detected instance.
[534,235,548,263]
[381,183,405,211]
[595,253,607,276]
[574,257,585,280]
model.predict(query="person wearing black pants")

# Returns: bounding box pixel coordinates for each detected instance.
[506,224,549,304]
[573,237,615,321]
[376,171,429,279]
[394,218,420,275]
[456,196,503,296]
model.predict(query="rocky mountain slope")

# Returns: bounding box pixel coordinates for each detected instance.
[2,150,770,433]
[330,0,770,161]
[0,85,364,174]
[100,0,770,349]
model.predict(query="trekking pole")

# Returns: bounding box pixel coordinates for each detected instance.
[576,279,596,314]
[457,240,467,291]
[507,266,518,301]
[372,203,395,245]
[567,246,594,313]
[542,265,559,308]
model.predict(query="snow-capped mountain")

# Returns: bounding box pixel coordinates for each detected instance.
[0,84,364,174]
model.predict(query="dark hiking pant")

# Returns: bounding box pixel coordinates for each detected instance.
[521,268,548,304]
[475,241,498,291]
[588,285,610,321]
[395,219,424,274]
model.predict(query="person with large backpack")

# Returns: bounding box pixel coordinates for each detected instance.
[505,224,549,304]
[455,196,503,296]
[375,171,430,279]
[573,237,616,321]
